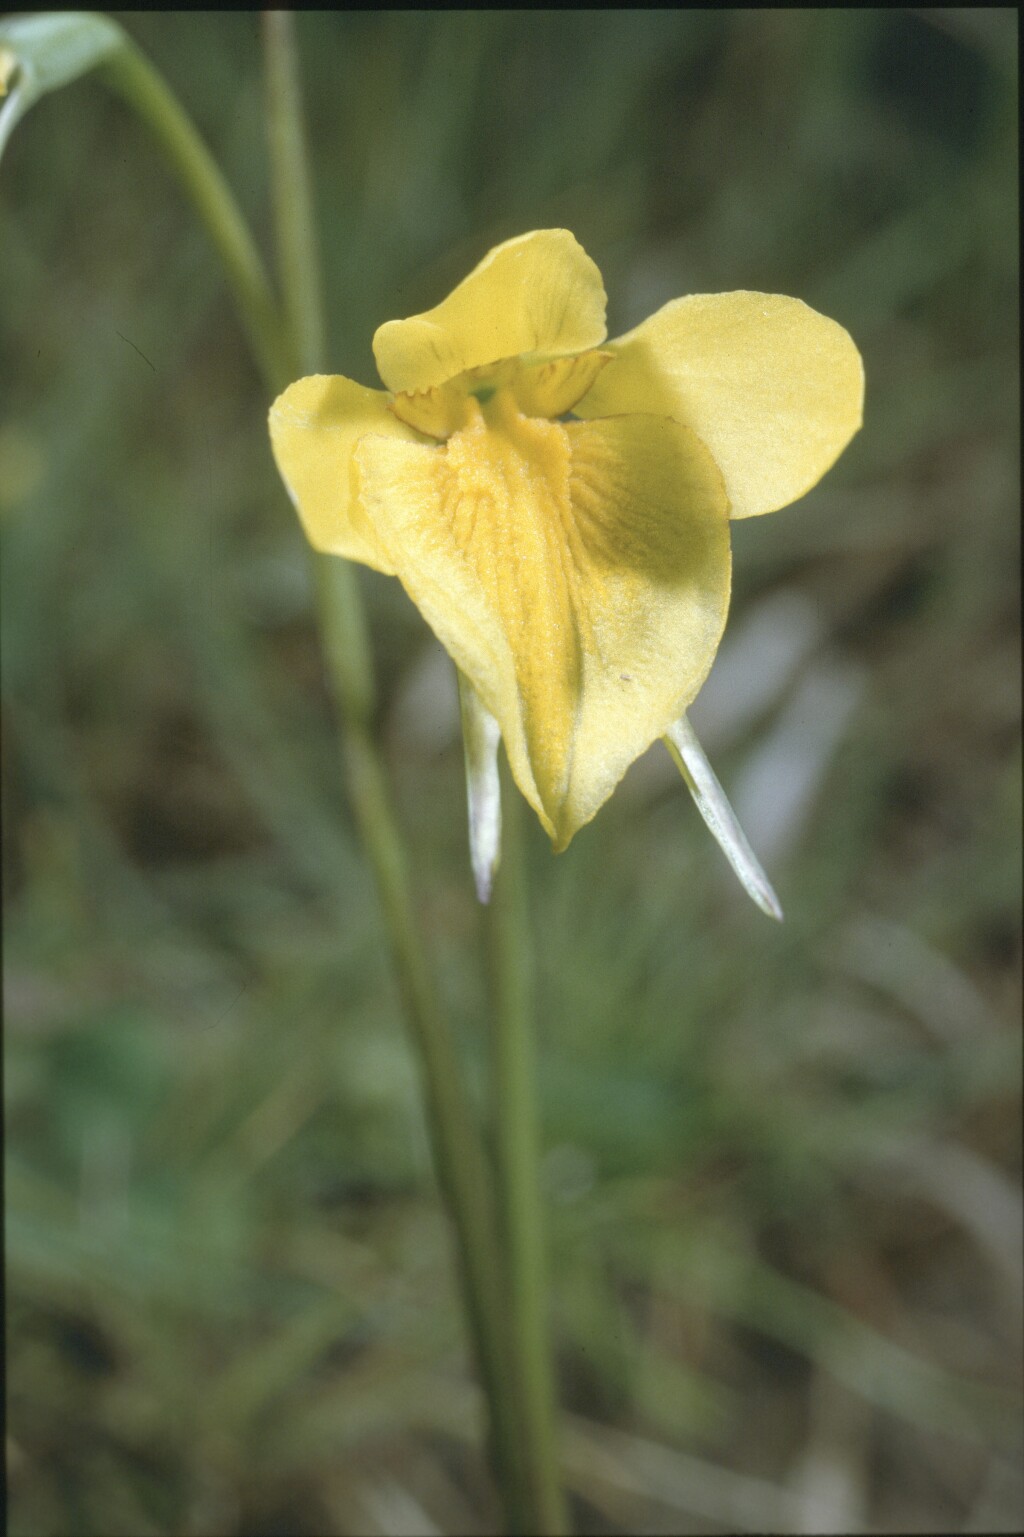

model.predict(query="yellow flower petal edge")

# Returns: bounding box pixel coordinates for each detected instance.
[372,229,608,395]
[268,375,427,572]
[575,292,864,519]
[354,395,730,850]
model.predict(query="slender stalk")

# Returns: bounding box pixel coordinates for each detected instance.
[314,564,523,1526]
[333,695,524,1503]
[261,10,325,375]
[93,17,521,1526]
[259,12,523,1525]
[488,761,570,1536]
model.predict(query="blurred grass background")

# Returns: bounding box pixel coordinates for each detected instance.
[3,9,1020,1534]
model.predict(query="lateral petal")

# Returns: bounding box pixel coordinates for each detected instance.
[390,351,613,439]
[269,375,427,571]
[576,292,864,519]
[354,400,730,849]
[372,229,608,395]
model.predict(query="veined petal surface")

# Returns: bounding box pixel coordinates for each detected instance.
[372,229,608,395]
[269,375,425,571]
[576,292,864,519]
[354,397,730,848]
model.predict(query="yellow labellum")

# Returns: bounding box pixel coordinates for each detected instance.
[268,228,864,857]
[355,391,729,847]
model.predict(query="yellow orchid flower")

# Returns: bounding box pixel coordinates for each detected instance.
[269,230,863,909]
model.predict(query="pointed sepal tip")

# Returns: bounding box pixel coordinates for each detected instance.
[665,715,783,921]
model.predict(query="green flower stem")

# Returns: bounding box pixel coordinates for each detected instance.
[99,38,291,393]
[93,16,522,1526]
[260,10,325,379]
[311,549,525,1530]
[488,762,570,1536]
[259,12,524,1527]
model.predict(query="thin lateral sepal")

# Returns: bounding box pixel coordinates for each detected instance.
[458,671,502,904]
[665,713,783,921]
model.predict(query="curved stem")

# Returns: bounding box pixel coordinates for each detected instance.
[488,761,570,1536]
[99,38,292,392]
[261,10,326,375]
[92,15,521,1525]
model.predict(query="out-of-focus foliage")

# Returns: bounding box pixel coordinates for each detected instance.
[3,11,1020,1535]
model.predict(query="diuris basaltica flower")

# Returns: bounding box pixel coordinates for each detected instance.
[269,230,863,909]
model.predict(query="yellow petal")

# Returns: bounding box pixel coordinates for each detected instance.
[268,375,427,572]
[576,292,864,519]
[389,378,472,440]
[390,350,613,440]
[372,229,608,395]
[513,349,613,418]
[354,395,730,848]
